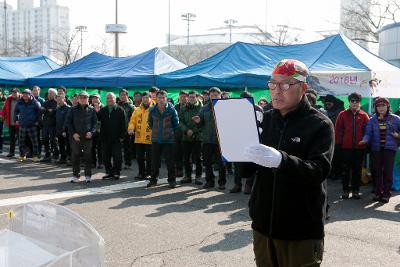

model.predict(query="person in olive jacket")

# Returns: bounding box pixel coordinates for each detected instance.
[179,90,203,185]
[241,59,334,267]
[97,93,126,180]
[65,91,98,183]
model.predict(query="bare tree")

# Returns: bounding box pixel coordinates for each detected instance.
[341,0,400,44]
[50,28,81,65]
[8,36,43,56]
[165,43,227,66]
[91,35,113,55]
[254,25,300,46]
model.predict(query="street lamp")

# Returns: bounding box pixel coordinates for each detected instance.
[224,19,238,44]
[75,25,87,57]
[181,13,196,45]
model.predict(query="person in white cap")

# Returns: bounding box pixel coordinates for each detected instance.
[65,91,97,183]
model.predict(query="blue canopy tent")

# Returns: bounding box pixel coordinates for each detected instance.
[29,48,186,88]
[0,55,59,86]
[157,34,400,98]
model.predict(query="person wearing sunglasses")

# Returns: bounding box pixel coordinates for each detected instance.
[359,97,400,203]
[240,59,334,267]
[335,92,370,200]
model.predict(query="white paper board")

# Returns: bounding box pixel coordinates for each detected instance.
[212,98,260,162]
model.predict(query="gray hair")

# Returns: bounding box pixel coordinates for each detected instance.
[48,88,58,96]
[106,92,116,99]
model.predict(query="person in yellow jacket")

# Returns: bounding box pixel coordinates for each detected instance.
[128,92,154,180]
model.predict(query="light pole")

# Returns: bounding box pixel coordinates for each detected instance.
[3,0,8,55]
[115,0,119,57]
[181,13,196,45]
[224,19,238,44]
[75,25,87,57]
[168,0,171,51]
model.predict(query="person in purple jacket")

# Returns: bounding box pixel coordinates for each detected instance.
[360,97,400,203]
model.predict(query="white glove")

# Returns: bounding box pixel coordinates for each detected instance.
[244,144,282,168]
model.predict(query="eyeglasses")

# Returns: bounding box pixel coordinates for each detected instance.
[350,99,360,103]
[268,81,302,91]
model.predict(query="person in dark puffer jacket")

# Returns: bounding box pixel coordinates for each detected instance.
[14,89,41,162]
[147,90,179,189]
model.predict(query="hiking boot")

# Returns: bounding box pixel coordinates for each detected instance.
[341,191,350,199]
[194,177,203,185]
[169,181,177,189]
[380,197,390,203]
[373,195,382,202]
[230,185,242,193]
[180,177,192,184]
[244,184,252,195]
[352,192,361,199]
[203,182,215,189]
[102,174,113,180]
[70,176,79,183]
[146,180,158,188]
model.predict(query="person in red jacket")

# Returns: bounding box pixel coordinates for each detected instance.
[0,88,21,157]
[335,92,369,199]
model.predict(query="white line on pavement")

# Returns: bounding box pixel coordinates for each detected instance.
[0,178,172,208]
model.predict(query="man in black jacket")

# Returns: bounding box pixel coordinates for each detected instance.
[55,93,71,164]
[97,93,126,180]
[65,91,97,183]
[40,88,58,162]
[242,59,334,267]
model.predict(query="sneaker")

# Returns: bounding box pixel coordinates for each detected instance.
[203,182,215,189]
[244,184,252,195]
[40,157,51,163]
[6,153,15,158]
[230,185,242,193]
[70,177,79,183]
[180,177,192,184]
[18,156,27,162]
[56,159,66,164]
[169,181,177,189]
[32,156,40,163]
[146,180,158,188]
[352,192,361,200]
[194,177,203,185]
[341,191,350,199]
[102,174,113,180]
[85,176,92,183]
[134,174,145,181]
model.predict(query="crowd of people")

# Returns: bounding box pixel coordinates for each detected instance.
[0,81,399,199]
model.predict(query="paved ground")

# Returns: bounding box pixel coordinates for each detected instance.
[0,154,399,267]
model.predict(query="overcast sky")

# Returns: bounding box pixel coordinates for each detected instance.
[9,0,342,56]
